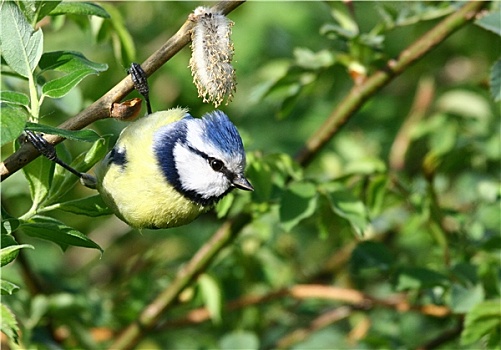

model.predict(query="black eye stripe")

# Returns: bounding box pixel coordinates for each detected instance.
[187,145,233,178]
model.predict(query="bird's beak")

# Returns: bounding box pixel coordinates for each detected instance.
[232,174,254,191]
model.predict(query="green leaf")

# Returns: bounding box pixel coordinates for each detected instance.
[490,59,501,102]
[0,280,20,295]
[198,274,222,324]
[51,195,112,217]
[46,136,108,203]
[437,90,493,120]
[0,103,29,146]
[0,91,30,107]
[293,48,335,70]
[324,186,369,237]
[0,1,43,77]
[461,299,501,346]
[22,151,55,210]
[1,218,20,235]
[366,174,388,216]
[216,193,235,219]
[351,241,394,276]
[17,0,61,26]
[220,331,260,350]
[280,181,318,232]
[0,303,20,344]
[475,11,501,36]
[38,51,108,98]
[21,216,102,252]
[99,3,136,66]
[0,234,34,267]
[1,209,19,236]
[395,267,449,291]
[450,283,485,313]
[327,1,359,35]
[25,122,100,142]
[49,2,110,18]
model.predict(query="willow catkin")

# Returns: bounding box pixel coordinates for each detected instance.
[189,6,236,108]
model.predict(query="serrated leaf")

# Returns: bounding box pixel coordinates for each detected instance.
[198,274,222,324]
[18,0,61,26]
[52,195,112,217]
[0,103,29,146]
[50,2,110,18]
[38,51,108,99]
[0,280,20,295]
[0,91,30,107]
[0,303,20,344]
[25,122,100,142]
[461,299,501,346]
[475,11,501,36]
[280,181,318,232]
[490,59,501,102]
[0,1,43,77]
[21,216,102,252]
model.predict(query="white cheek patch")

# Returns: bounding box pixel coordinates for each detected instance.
[173,143,231,198]
[184,119,245,175]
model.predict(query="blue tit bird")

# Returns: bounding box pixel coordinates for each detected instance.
[25,64,253,229]
[94,107,253,228]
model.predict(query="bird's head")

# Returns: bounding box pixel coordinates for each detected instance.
[154,110,253,207]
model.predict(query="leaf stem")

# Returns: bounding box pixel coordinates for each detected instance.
[28,72,39,122]
[0,1,246,181]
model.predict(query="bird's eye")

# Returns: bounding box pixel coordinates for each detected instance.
[209,158,224,172]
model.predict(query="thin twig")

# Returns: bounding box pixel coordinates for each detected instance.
[0,1,245,181]
[107,2,484,348]
[416,322,463,350]
[273,306,353,349]
[389,77,435,171]
[159,284,451,329]
[294,0,487,167]
[107,213,251,350]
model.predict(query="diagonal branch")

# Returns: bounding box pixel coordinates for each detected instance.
[0,1,245,181]
[107,214,251,350]
[106,1,486,349]
[160,284,450,329]
[294,0,488,167]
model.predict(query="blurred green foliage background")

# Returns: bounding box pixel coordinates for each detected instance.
[1,1,500,349]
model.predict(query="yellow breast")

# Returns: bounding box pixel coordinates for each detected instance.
[95,108,209,228]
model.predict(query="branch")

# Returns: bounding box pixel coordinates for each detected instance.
[107,1,484,348]
[294,0,488,167]
[160,284,451,329]
[273,306,353,349]
[107,213,251,350]
[389,76,435,171]
[0,0,245,181]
